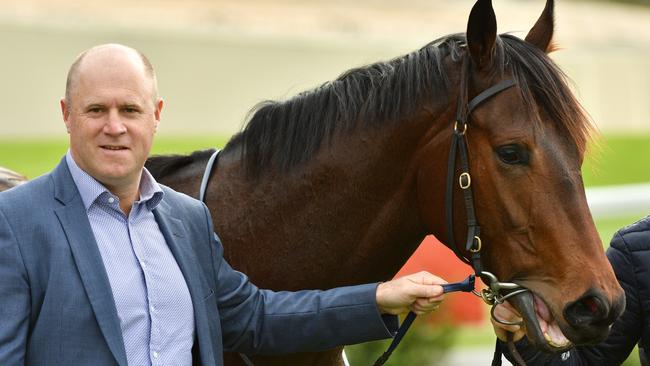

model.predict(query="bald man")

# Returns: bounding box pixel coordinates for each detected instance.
[0,44,447,365]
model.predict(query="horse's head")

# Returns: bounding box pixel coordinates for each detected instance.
[419,0,624,352]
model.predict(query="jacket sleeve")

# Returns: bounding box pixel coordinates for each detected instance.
[200,205,398,355]
[501,230,642,365]
[0,207,30,364]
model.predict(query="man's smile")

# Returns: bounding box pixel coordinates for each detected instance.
[100,145,129,151]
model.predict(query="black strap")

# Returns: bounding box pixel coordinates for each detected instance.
[372,312,417,366]
[457,133,483,274]
[467,79,517,114]
[445,79,516,271]
[445,132,470,264]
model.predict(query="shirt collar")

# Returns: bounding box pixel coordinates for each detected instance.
[66,150,164,211]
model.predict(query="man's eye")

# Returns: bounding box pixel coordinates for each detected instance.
[496,144,530,165]
[123,107,139,113]
[88,107,103,113]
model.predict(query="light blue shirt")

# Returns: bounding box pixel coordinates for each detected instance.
[66,152,195,366]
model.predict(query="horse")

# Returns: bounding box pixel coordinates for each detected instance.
[146,0,625,364]
[0,166,27,192]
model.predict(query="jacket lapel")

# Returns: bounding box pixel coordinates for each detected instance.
[51,160,129,366]
[154,199,216,366]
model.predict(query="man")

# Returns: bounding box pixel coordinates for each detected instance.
[0,44,447,365]
[492,216,650,365]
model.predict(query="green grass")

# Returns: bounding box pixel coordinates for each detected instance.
[0,136,228,180]
[583,135,650,187]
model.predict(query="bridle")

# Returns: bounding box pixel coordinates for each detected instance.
[444,56,529,319]
[374,56,530,366]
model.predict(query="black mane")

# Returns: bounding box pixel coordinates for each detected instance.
[224,33,591,178]
[150,33,592,180]
[224,35,461,177]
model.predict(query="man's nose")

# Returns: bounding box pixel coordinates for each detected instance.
[103,109,127,135]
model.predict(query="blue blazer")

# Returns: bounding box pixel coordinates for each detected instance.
[0,159,396,365]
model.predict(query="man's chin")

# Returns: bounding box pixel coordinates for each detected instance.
[94,169,141,190]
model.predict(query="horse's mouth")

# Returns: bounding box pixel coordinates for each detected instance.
[509,291,572,352]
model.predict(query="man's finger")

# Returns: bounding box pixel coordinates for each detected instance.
[411,271,448,286]
[412,283,444,298]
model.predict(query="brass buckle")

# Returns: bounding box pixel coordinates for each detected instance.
[459,172,471,189]
[454,121,467,135]
[470,235,482,253]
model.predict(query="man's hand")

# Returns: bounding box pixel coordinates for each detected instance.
[491,301,526,342]
[376,271,447,315]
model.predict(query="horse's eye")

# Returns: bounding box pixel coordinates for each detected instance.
[496,145,529,165]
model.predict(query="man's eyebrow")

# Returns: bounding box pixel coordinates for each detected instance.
[120,102,144,109]
[84,103,105,110]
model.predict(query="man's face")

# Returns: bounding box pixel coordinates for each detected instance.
[61,47,163,191]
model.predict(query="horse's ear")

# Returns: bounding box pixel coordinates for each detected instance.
[525,0,555,53]
[466,0,497,70]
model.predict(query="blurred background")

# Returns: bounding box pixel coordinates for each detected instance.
[1,0,649,364]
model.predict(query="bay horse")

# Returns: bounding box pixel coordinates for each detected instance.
[146,0,624,364]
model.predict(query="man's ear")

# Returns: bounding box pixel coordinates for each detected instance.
[60,98,71,133]
[525,0,555,53]
[466,0,498,70]
[154,98,164,123]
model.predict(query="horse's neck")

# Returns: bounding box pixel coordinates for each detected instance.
[212,109,452,290]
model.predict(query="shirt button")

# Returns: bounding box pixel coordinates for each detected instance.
[108,197,115,204]
[153,351,159,359]
[140,261,146,268]
[150,305,155,312]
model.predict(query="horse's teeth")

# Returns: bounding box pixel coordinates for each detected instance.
[543,331,570,348]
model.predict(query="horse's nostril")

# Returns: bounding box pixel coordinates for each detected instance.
[582,297,603,317]
[564,291,612,329]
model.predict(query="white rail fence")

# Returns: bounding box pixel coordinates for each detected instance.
[586,183,650,219]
